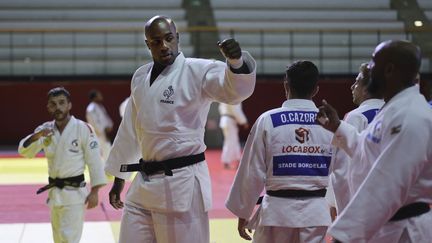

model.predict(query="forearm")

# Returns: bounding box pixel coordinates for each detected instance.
[18,133,44,158]
[22,132,42,148]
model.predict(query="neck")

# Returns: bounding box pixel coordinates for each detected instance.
[150,62,167,85]
[384,83,414,102]
[287,93,311,100]
[55,115,71,133]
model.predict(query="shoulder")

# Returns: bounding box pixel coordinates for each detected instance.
[344,108,366,122]
[34,121,52,133]
[184,57,224,69]
[76,119,96,135]
[131,63,152,87]
[86,102,96,112]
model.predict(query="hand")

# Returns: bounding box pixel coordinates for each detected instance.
[23,128,53,147]
[317,99,341,133]
[109,177,125,209]
[218,38,242,59]
[39,128,54,138]
[237,218,252,240]
[240,123,250,130]
[104,127,113,134]
[85,187,100,209]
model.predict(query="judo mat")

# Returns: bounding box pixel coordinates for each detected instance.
[0,150,251,243]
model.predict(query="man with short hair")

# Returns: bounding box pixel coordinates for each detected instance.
[226,61,333,243]
[86,89,113,162]
[105,15,256,243]
[18,87,107,243]
[326,63,384,214]
[318,40,432,242]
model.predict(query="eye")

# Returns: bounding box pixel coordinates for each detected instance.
[149,39,162,46]
[166,35,174,42]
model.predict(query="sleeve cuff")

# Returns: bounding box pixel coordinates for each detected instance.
[228,56,244,69]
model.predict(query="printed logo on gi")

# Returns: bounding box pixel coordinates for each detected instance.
[69,139,79,153]
[295,127,310,143]
[89,141,98,149]
[160,85,174,104]
[367,121,382,143]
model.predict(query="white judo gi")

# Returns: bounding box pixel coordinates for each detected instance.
[86,101,113,162]
[105,52,256,243]
[18,116,107,243]
[328,86,432,243]
[326,99,384,212]
[226,99,333,243]
[218,102,248,166]
[119,97,130,118]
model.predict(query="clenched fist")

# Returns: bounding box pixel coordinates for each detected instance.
[218,38,242,59]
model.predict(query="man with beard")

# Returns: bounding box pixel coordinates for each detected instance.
[326,63,384,215]
[105,15,256,243]
[318,40,432,242]
[18,87,107,243]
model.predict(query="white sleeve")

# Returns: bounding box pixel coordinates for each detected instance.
[17,125,46,158]
[225,116,267,219]
[82,124,107,187]
[329,116,431,242]
[331,121,362,158]
[344,112,367,132]
[202,51,256,105]
[105,95,140,180]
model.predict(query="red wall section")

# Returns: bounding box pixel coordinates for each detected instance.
[0,76,355,145]
[0,79,131,146]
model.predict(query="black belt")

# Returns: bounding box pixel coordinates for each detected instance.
[120,152,205,176]
[36,174,85,194]
[257,189,327,204]
[389,202,430,221]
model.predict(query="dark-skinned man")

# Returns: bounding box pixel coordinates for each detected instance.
[105,15,256,243]
[318,40,432,242]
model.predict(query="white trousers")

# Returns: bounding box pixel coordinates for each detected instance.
[98,136,112,163]
[252,225,327,243]
[220,119,241,165]
[119,181,210,243]
[50,203,85,243]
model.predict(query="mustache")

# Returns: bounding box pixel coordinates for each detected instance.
[54,110,63,115]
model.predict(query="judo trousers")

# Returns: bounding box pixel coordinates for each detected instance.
[119,180,209,243]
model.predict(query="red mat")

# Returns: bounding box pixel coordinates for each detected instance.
[0,150,238,223]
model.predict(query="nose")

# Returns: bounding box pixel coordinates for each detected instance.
[161,40,169,50]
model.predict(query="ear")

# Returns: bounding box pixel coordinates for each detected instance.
[68,102,72,111]
[145,40,150,49]
[384,63,395,77]
[311,85,319,98]
[283,81,290,99]
[176,33,179,41]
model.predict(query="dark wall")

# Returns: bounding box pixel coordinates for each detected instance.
[1,78,131,146]
[239,76,356,140]
[0,76,356,146]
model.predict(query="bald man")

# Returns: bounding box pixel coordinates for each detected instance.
[105,15,256,243]
[318,40,432,242]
